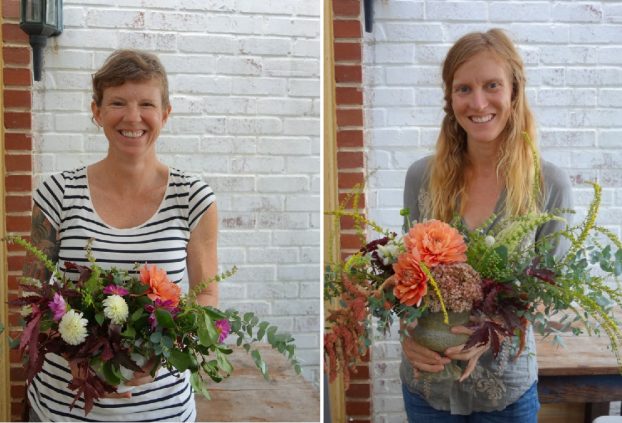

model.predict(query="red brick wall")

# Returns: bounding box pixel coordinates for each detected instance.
[3,0,33,420]
[333,1,371,422]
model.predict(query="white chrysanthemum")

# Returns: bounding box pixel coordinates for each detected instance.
[58,309,88,345]
[377,237,404,265]
[103,295,129,325]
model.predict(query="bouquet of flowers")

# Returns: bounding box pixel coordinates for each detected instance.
[7,236,300,415]
[324,181,622,386]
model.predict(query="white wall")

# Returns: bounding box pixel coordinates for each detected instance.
[32,0,321,385]
[363,1,622,421]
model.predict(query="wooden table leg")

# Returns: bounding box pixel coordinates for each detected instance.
[585,402,610,423]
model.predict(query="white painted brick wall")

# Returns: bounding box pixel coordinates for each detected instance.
[32,0,320,386]
[364,1,622,421]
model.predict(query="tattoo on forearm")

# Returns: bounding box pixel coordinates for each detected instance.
[22,207,60,283]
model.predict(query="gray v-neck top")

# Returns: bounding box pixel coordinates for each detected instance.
[400,156,573,414]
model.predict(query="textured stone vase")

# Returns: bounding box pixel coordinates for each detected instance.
[410,311,470,353]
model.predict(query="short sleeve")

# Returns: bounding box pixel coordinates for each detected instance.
[536,160,574,258]
[187,177,216,231]
[33,173,66,231]
[403,156,431,232]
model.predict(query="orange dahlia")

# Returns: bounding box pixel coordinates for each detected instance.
[393,252,428,307]
[140,264,182,307]
[404,219,467,267]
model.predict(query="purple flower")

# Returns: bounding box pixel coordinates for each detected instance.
[48,293,68,322]
[103,284,129,296]
[215,319,231,343]
[144,298,180,331]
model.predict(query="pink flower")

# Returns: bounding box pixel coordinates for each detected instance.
[48,293,68,321]
[215,319,231,342]
[103,284,129,296]
[144,298,180,331]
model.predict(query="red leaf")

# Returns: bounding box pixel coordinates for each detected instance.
[114,351,143,373]
[19,310,41,356]
[66,361,115,416]
[465,320,511,357]
[64,261,92,284]
[526,258,556,284]
[26,345,45,384]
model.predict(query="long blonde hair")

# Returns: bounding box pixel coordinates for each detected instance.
[428,28,541,222]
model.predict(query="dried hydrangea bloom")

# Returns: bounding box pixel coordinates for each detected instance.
[427,262,483,313]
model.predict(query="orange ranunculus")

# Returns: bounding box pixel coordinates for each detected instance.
[404,219,467,267]
[393,252,428,307]
[140,264,182,307]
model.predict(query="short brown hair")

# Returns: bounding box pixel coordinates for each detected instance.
[92,49,170,108]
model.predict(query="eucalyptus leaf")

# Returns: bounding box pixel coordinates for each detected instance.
[9,337,20,349]
[161,335,174,349]
[257,321,270,341]
[251,349,268,380]
[150,331,162,344]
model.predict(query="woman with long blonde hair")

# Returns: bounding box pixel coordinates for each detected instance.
[400,29,573,422]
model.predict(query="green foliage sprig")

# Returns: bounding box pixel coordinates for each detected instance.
[6,235,63,281]
[4,236,300,415]
[464,181,622,368]
[324,174,622,385]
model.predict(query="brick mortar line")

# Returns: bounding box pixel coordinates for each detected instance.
[337,127,364,132]
[335,83,363,88]
[337,147,366,152]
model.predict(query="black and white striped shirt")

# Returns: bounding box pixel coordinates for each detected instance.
[28,166,215,422]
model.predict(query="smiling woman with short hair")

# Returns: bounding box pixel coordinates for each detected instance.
[25,50,218,422]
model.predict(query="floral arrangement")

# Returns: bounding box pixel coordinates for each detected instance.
[6,237,300,415]
[324,181,622,386]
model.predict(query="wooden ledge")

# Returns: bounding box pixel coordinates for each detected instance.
[195,345,320,422]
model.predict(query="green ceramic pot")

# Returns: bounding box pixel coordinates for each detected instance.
[410,311,470,353]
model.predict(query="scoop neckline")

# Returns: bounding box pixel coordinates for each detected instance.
[459,188,507,232]
[84,166,171,232]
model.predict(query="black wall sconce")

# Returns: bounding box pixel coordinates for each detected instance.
[20,0,64,81]
[364,0,374,33]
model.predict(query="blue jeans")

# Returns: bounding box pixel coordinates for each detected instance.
[401,382,540,423]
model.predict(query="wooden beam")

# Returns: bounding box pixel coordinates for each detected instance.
[0,10,12,421]
[323,0,346,421]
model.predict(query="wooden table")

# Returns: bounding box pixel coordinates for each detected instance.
[195,345,320,422]
[536,334,622,423]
